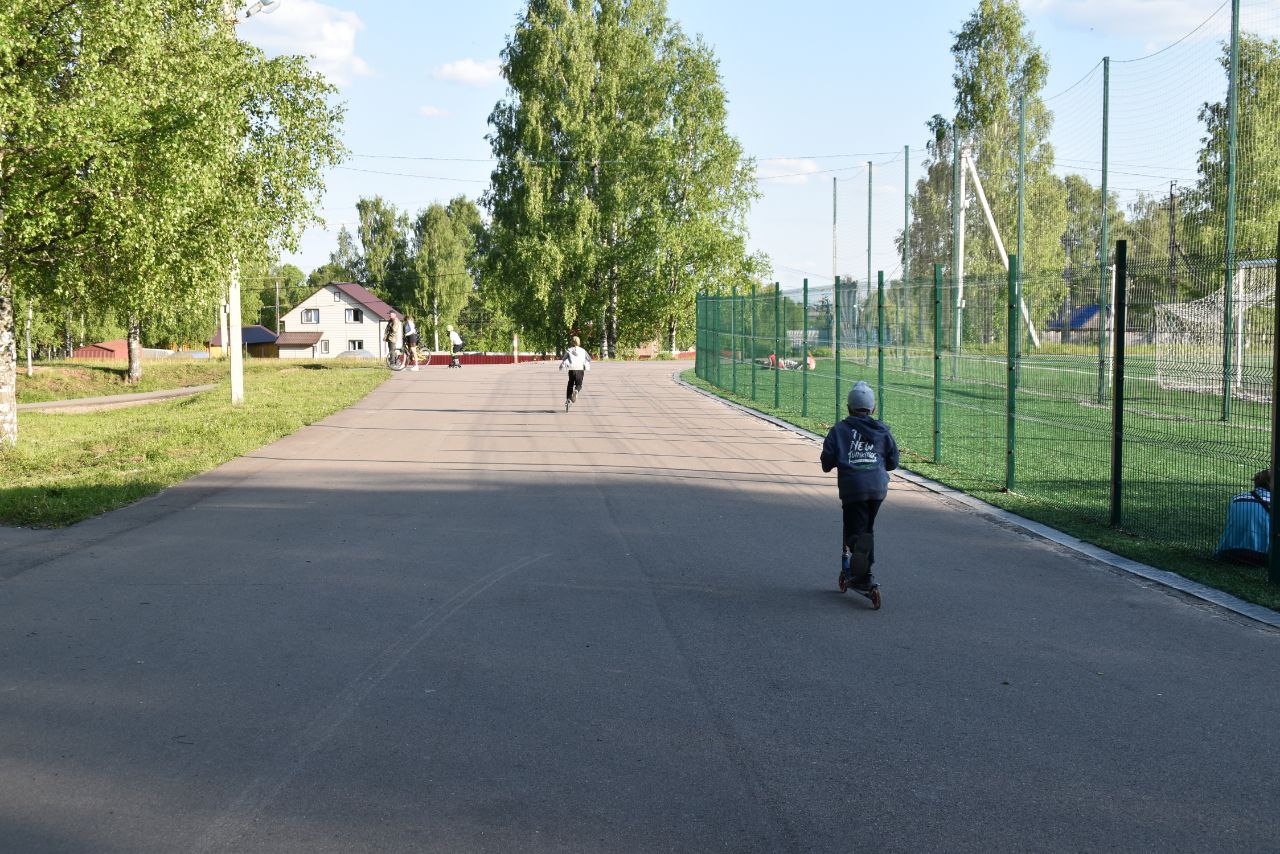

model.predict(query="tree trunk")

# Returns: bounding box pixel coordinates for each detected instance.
[127,316,142,383]
[63,311,73,358]
[0,272,18,448]
[668,314,677,355]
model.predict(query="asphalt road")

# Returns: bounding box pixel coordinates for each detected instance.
[2,361,1277,853]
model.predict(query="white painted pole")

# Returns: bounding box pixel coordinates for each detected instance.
[25,303,33,377]
[219,293,230,360]
[963,152,1041,347]
[956,145,968,360]
[229,258,245,404]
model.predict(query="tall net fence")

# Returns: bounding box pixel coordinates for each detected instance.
[698,2,1280,574]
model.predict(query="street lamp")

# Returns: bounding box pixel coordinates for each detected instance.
[244,0,282,15]
[220,0,283,405]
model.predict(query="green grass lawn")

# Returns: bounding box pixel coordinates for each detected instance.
[17,359,231,403]
[685,355,1280,612]
[1,361,387,527]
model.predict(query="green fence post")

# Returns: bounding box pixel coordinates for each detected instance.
[1097,56,1111,405]
[904,146,911,371]
[933,264,943,463]
[1017,93,1026,294]
[730,286,737,394]
[1222,0,1241,422]
[747,280,752,402]
[877,271,885,421]
[951,123,962,381]
[802,279,810,417]
[1109,240,1128,527]
[696,297,706,381]
[774,283,782,409]
[835,276,842,424]
[1270,224,1280,584]
[1006,254,1020,492]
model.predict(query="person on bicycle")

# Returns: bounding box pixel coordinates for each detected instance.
[403,314,421,371]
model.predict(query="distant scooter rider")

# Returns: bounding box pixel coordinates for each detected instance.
[560,335,592,411]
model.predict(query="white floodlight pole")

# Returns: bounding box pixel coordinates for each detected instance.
[962,150,1041,347]
[220,0,282,404]
[956,145,968,361]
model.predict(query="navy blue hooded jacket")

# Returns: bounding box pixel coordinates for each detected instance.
[821,414,900,502]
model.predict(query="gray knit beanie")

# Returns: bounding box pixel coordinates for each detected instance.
[847,380,875,414]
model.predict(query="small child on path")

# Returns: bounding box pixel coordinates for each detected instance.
[559,336,592,411]
[821,381,899,594]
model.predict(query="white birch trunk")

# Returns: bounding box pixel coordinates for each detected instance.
[127,317,142,383]
[0,273,17,447]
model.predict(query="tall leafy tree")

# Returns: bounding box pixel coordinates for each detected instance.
[2,0,170,443]
[356,196,407,296]
[485,0,755,354]
[0,1,343,445]
[412,200,475,351]
[642,31,757,353]
[1187,34,1280,258]
[952,0,1066,333]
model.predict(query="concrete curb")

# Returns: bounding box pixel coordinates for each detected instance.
[673,368,1280,631]
[18,384,218,413]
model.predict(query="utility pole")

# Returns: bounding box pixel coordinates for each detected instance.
[274,278,281,334]
[430,232,440,354]
[832,177,838,352]
[866,160,873,298]
[832,177,837,285]
[1168,181,1178,301]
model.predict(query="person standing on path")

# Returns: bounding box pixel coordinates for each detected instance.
[403,314,421,371]
[560,336,592,411]
[384,313,402,360]
[820,380,899,593]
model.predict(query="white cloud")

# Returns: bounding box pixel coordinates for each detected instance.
[433,58,502,87]
[756,159,821,185]
[1024,0,1230,42]
[418,105,448,119]
[238,0,372,87]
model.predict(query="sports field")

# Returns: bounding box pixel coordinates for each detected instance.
[696,342,1276,608]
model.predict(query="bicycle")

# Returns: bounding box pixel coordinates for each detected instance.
[387,346,431,371]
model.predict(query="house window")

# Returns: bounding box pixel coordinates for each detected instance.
[320,340,330,354]
[302,308,319,324]
[348,340,363,352]
[345,308,364,323]
[334,290,342,302]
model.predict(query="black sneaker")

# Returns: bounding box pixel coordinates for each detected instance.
[850,573,877,593]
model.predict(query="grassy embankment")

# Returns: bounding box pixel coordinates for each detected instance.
[683,362,1280,612]
[2,360,386,527]
[16,359,230,403]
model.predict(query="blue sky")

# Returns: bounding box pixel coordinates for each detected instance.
[238,0,1253,290]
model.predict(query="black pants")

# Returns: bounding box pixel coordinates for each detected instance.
[842,498,883,565]
[566,369,585,401]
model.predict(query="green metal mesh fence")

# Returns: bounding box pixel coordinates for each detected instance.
[694,0,1280,576]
